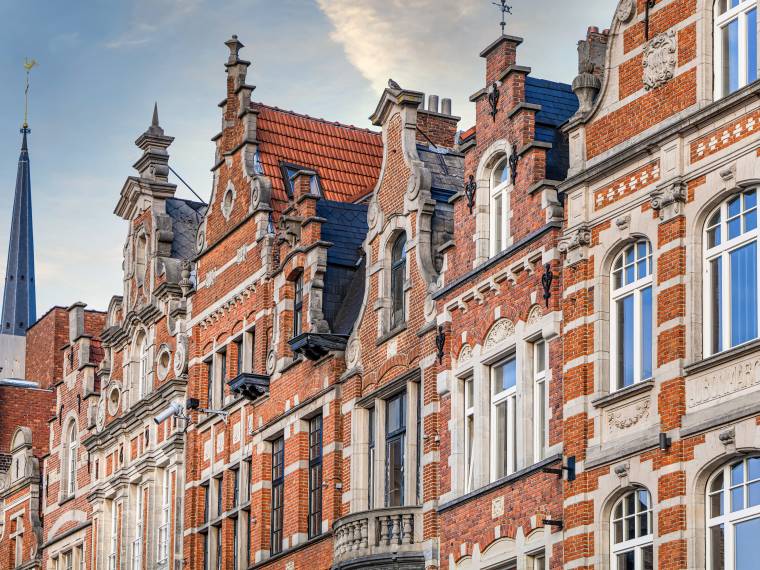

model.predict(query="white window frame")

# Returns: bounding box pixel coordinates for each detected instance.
[704,190,760,356]
[158,469,171,564]
[610,240,654,391]
[132,487,143,570]
[139,339,150,399]
[11,516,23,567]
[706,457,760,570]
[490,155,511,257]
[67,422,78,497]
[463,376,475,493]
[533,340,547,463]
[108,502,118,570]
[490,355,518,482]
[714,0,758,99]
[610,489,654,570]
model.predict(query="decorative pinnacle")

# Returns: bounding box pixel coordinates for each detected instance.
[225,34,244,65]
[492,0,513,35]
[22,58,38,133]
[147,102,164,136]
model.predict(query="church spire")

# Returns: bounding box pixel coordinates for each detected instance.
[1,62,37,337]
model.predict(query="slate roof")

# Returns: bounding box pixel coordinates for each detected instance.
[417,144,465,202]
[166,198,207,260]
[254,104,383,211]
[315,199,368,335]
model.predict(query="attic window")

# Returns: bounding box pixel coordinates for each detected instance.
[280,163,322,198]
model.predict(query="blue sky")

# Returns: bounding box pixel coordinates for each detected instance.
[0,0,612,314]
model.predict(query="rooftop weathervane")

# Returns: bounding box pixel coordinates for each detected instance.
[22,58,38,133]
[492,0,513,35]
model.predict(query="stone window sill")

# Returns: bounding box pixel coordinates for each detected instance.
[376,323,407,346]
[684,338,760,376]
[591,379,655,409]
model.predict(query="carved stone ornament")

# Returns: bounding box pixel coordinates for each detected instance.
[367,196,381,232]
[195,221,206,254]
[616,0,636,23]
[558,225,592,254]
[614,463,631,479]
[527,304,543,326]
[616,215,632,231]
[250,176,272,212]
[96,397,106,433]
[643,30,677,91]
[173,335,188,377]
[221,183,236,220]
[650,181,687,219]
[346,335,360,369]
[266,350,277,375]
[719,428,736,446]
[608,400,651,431]
[457,344,473,365]
[484,319,516,350]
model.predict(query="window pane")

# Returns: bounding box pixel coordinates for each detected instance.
[735,517,760,570]
[730,242,758,347]
[494,195,503,253]
[749,9,758,84]
[616,550,635,570]
[711,491,725,517]
[731,487,745,511]
[614,519,623,544]
[641,287,653,380]
[642,545,654,570]
[493,358,516,394]
[723,19,740,95]
[732,461,745,486]
[749,457,760,480]
[617,295,635,388]
[535,341,546,373]
[386,436,404,507]
[729,196,742,218]
[749,481,760,507]
[711,524,726,570]
[712,258,724,353]
[709,227,722,249]
[494,400,507,479]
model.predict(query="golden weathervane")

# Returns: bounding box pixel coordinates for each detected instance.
[22,58,38,131]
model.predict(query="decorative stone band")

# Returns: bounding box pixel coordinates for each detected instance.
[594,160,661,210]
[690,108,760,163]
[686,352,760,411]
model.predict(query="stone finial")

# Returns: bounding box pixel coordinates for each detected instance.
[225,34,244,66]
[572,68,602,116]
[147,102,164,136]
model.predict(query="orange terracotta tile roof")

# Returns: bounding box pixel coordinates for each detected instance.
[254,103,383,209]
[460,125,476,142]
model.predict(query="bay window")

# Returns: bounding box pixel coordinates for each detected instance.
[491,356,517,480]
[611,240,653,390]
[611,489,654,570]
[490,156,511,255]
[715,0,758,98]
[705,190,759,355]
[707,457,760,570]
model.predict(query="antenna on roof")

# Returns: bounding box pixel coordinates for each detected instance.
[22,58,38,133]
[492,0,513,35]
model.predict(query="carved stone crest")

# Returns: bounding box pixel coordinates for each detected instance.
[484,319,515,350]
[616,0,636,23]
[643,31,677,91]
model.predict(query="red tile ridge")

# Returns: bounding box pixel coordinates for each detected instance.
[253,102,381,138]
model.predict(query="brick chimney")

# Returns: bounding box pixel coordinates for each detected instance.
[417,95,460,149]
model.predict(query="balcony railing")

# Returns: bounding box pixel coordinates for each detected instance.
[332,506,424,568]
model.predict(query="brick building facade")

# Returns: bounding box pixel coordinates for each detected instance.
[2,2,760,569]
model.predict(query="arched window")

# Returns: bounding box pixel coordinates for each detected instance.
[611,488,653,570]
[707,456,760,569]
[715,0,758,99]
[391,234,407,330]
[704,190,759,355]
[611,240,653,390]
[66,422,78,496]
[490,156,511,256]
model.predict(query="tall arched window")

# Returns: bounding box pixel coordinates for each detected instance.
[707,456,760,570]
[611,488,653,570]
[66,422,78,496]
[490,156,511,256]
[715,0,758,99]
[391,234,407,330]
[138,337,150,399]
[611,240,653,390]
[704,190,759,355]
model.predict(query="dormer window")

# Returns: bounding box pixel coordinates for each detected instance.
[490,156,511,255]
[281,163,321,197]
[715,0,758,99]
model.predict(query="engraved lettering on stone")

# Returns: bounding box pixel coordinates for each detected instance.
[643,31,677,91]
[484,319,515,350]
[687,355,760,409]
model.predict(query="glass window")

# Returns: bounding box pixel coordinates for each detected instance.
[464,377,475,492]
[611,240,654,390]
[707,457,760,569]
[705,191,760,355]
[205,358,213,408]
[215,475,223,519]
[202,482,210,523]
[217,350,227,407]
[308,415,323,538]
[139,339,150,398]
[611,489,654,570]
[490,155,511,256]
[215,524,222,570]
[491,356,517,480]
[293,274,303,338]
[233,517,239,570]
[108,502,118,570]
[716,0,759,98]
[67,422,78,496]
[158,470,170,563]
[533,340,548,462]
[234,337,243,377]
[270,437,285,555]
[391,234,407,330]
[385,392,407,507]
[368,407,375,508]
[132,487,143,570]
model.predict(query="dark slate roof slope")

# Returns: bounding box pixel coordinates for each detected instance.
[416,144,465,203]
[166,198,207,260]
[525,77,579,181]
[316,199,369,335]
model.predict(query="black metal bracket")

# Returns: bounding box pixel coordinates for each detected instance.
[488,82,500,121]
[465,175,477,214]
[435,325,446,364]
[542,456,576,481]
[542,519,564,529]
[659,432,672,450]
[645,0,656,40]
[541,263,554,308]
[509,142,519,185]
